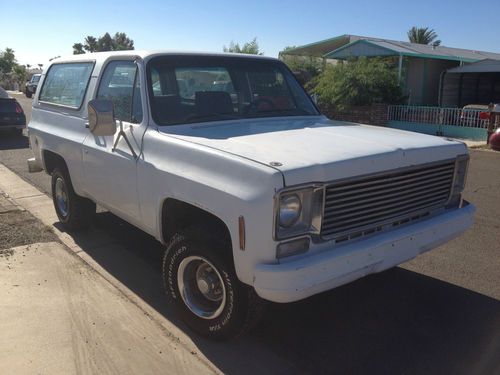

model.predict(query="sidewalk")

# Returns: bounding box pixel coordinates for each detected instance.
[0,169,217,374]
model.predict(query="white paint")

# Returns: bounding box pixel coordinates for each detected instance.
[28,51,475,303]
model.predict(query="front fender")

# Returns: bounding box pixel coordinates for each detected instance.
[137,130,283,285]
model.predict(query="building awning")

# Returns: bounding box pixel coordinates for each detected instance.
[446,59,500,74]
[325,39,500,63]
[281,35,352,57]
[281,34,500,63]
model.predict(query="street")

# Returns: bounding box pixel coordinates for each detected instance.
[1,92,499,374]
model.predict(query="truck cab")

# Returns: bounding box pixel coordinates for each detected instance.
[28,51,474,339]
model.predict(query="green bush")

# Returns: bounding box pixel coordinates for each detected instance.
[313,57,405,110]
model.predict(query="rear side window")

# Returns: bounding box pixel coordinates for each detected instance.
[39,63,93,108]
[97,60,142,123]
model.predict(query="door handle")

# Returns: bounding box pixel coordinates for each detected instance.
[84,122,90,129]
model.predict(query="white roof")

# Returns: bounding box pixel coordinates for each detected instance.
[51,50,277,64]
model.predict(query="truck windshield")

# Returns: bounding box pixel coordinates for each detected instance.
[147,55,319,126]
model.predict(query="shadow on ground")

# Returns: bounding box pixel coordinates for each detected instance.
[52,212,500,375]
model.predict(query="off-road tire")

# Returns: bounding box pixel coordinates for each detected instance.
[51,167,95,230]
[162,229,266,340]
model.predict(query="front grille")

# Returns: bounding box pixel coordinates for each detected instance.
[321,160,456,241]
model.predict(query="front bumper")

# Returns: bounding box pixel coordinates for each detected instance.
[254,202,475,303]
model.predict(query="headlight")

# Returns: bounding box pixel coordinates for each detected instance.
[279,194,302,227]
[275,186,324,240]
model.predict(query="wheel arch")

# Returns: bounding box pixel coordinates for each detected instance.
[161,198,233,257]
[42,149,67,175]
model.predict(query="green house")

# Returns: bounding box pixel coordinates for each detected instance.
[282,35,500,106]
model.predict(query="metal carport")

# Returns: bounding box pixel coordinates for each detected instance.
[440,59,500,107]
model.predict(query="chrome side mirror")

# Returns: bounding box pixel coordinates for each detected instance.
[87,99,116,136]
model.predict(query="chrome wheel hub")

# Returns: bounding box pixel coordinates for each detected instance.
[177,256,226,319]
[55,177,69,217]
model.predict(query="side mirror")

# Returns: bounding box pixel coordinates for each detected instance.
[87,99,116,136]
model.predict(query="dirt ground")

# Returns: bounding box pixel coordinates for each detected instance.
[0,194,56,250]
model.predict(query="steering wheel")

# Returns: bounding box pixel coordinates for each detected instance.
[246,98,276,113]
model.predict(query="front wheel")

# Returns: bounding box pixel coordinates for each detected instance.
[162,230,266,340]
[51,167,95,230]
[26,91,32,98]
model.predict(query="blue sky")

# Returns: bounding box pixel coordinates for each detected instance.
[2,0,499,67]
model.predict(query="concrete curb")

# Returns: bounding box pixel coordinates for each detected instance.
[0,163,219,374]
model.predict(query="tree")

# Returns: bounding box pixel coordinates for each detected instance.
[73,43,85,55]
[0,48,28,89]
[223,38,263,55]
[12,64,27,84]
[407,27,441,46]
[97,32,114,52]
[73,32,135,53]
[279,45,323,82]
[312,57,405,110]
[112,32,134,50]
[0,47,17,73]
[84,36,98,52]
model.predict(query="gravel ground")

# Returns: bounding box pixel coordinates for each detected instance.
[0,194,56,250]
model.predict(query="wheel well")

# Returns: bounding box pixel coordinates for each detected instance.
[42,150,66,175]
[162,198,232,252]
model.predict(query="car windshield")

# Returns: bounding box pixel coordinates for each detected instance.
[147,55,319,126]
[31,75,41,83]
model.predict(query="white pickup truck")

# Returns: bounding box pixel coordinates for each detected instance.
[27,51,474,339]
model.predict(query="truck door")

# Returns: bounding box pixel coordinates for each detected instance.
[82,59,145,224]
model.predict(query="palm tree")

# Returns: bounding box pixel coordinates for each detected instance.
[407,27,441,46]
[73,43,85,55]
[84,36,98,53]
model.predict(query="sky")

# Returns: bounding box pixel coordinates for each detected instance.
[1,0,500,68]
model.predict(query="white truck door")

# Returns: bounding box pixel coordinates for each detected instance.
[82,59,145,224]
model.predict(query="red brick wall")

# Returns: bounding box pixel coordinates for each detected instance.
[319,103,388,126]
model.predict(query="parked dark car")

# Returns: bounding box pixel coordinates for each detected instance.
[25,73,41,98]
[0,87,26,135]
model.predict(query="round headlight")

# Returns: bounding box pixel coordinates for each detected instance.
[279,194,302,227]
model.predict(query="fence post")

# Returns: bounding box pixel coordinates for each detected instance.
[437,108,444,136]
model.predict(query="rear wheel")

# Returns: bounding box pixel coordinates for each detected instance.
[162,229,266,340]
[51,167,95,230]
[26,91,32,98]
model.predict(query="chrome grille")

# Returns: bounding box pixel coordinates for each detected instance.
[321,160,456,241]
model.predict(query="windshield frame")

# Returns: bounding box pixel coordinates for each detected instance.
[145,54,320,127]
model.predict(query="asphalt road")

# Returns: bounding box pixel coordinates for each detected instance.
[1,93,499,374]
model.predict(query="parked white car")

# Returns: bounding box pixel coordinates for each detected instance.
[27,51,475,339]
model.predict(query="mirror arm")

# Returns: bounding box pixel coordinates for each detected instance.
[112,120,138,159]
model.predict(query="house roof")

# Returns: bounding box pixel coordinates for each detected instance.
[446,58,500,73]
[282,34,500,63]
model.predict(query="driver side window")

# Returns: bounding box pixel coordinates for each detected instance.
[97,60,143,123]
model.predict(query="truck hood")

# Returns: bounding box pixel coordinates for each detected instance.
[160,116,467,186]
